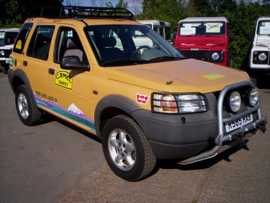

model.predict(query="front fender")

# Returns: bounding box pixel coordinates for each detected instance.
[94,95,141,136]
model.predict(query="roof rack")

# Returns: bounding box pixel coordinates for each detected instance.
[61,6,134,19]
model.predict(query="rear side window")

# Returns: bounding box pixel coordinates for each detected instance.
[27,26,54,60]
[13,23,33,53]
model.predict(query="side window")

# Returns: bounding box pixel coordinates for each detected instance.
[54,27,88,65]
[13,23,33,53]
[27,26,54,60]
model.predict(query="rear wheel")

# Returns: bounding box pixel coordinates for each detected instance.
[15,85,42,125]
[102,115,156,181]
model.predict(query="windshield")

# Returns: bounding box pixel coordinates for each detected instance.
[85,25,182,67]
[0,31,18,46]
[179,21,225,36]
[257,20,270,35]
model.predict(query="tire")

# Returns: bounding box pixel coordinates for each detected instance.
[102,115,156,181]
[15,85,42,126]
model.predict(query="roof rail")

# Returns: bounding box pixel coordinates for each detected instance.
[61,6,134,19]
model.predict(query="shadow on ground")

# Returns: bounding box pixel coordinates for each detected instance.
[42,113,252,179]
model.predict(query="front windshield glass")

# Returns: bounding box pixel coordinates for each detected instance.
[85,25,182,67]
[179,21,225,36]
[0,31,18,46]
[257,20,270,35]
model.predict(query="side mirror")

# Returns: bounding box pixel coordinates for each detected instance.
[61,55,89,70]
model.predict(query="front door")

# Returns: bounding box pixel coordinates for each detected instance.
[50,26,96,133]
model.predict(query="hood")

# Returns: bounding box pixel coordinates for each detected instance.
[108,59,249,93]
[255,35,270,48]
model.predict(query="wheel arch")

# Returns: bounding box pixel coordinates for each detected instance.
[95,95,142,138]
[9,69,32,93]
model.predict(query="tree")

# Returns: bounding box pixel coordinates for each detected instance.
[185,0,210,16]
[139,0,184,30]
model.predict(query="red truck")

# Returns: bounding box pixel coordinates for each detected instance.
[173,17,229,66]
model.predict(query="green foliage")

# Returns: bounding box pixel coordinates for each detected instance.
[0,0,63,25]
[138,0,184,30]
[140,0,270,68]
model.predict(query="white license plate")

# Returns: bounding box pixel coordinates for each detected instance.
[225,114,254,133]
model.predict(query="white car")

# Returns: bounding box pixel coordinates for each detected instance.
[0,28,19,73]
[138,20,171,41]
[249,17,270,79]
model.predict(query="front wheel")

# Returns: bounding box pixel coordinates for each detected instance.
[102,115,156,181]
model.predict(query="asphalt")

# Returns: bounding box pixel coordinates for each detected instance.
[0,71,270,203]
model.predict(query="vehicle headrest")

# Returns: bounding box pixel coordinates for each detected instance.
[66,38,77,49]
[103,37,116,48]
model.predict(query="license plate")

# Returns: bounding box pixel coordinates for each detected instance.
[225,114,254,133]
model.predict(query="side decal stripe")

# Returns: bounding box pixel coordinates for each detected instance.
[35,96,96,132]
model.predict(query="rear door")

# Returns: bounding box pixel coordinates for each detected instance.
[23,25,58,105]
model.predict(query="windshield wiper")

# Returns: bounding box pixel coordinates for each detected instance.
[101,59,148,67]
[149,56,181,62]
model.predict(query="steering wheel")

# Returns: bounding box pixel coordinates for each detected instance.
[136,45,151,55]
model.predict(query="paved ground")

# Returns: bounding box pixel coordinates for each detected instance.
[0,71,270,203]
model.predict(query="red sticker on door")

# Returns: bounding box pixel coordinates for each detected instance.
[136,94,149,104]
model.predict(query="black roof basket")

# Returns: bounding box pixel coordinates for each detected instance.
[58,6,134,19]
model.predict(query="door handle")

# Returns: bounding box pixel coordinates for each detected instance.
[48,68,55,75]
[23,60,28,66]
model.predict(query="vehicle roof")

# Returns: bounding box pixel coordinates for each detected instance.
[257,17,270,21]
[0,28,20,32]
[138,20,171,26]
[179,17,228,23]
[25,17,139,26]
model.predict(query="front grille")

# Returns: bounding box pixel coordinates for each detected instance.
[181,50,223,63]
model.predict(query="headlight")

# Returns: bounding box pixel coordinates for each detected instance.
[253,51,268,64]
[0,50,4,56]
[258,52,267,61]
[249,88,259,106]
[211,52,220,61]
[152,93,207,114]
[229,91,241,113]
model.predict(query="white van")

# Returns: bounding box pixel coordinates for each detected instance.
[0,28,19,73]
[250,17,270,78]
[138,20,171,41]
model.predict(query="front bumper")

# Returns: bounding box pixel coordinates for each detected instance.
[133,81,266,163]
[178,49,228,66]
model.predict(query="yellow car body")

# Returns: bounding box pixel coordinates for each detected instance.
[8,12,265,181]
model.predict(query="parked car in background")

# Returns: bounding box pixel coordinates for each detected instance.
[0,28,19,73]
[249,17,270,81]
[173,17,229,66]
[138,20,171,41]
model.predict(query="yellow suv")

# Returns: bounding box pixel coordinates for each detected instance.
[8,7,266,181]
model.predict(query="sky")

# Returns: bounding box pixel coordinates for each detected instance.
[63,0,143,14]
